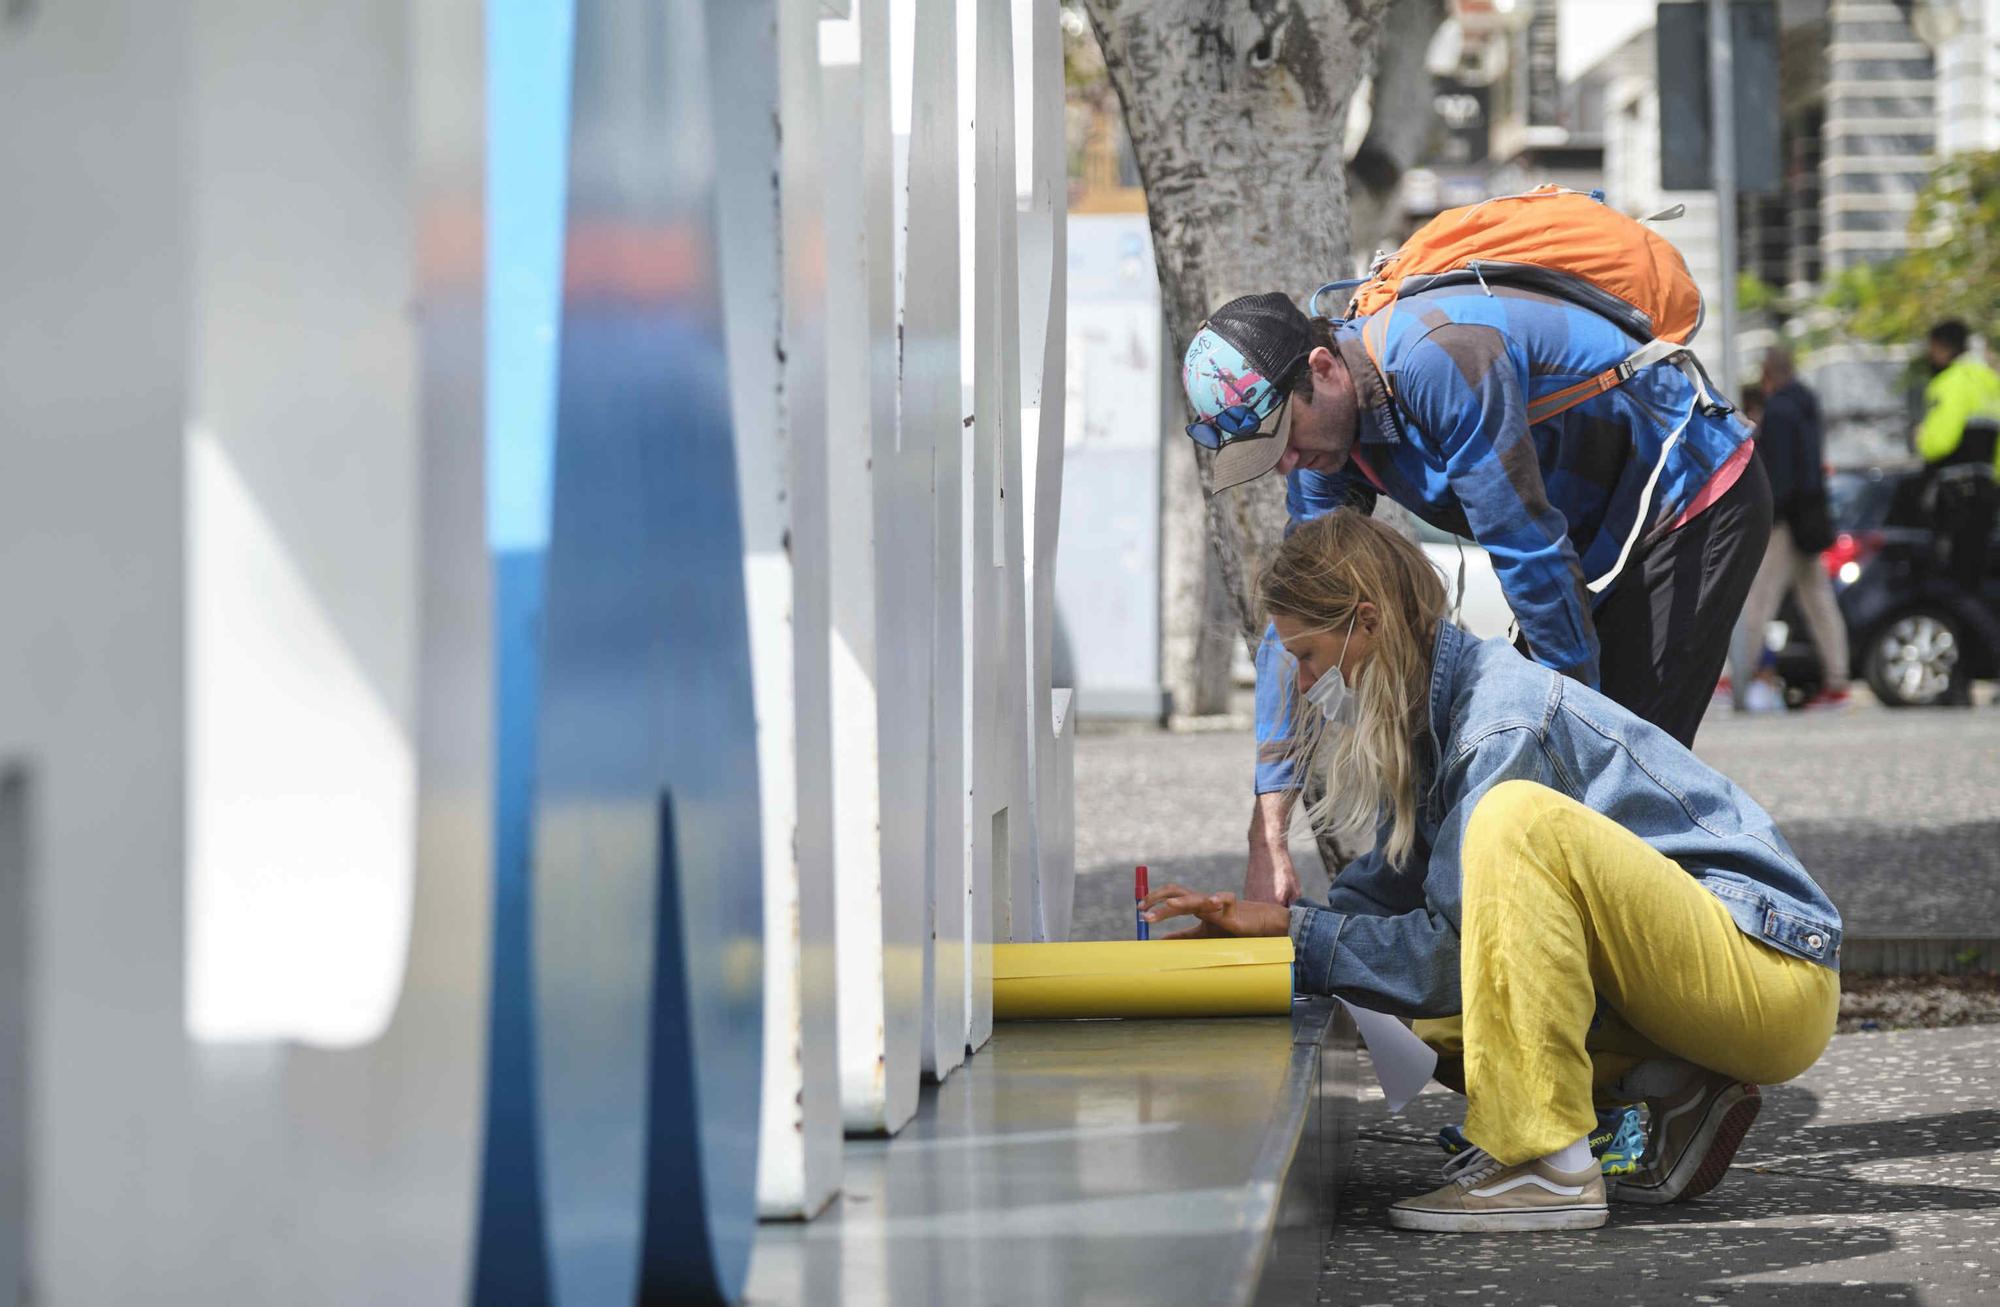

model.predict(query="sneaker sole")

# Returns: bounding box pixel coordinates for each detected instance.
[1388,1203,1609,1233]
[1611,1083,1760,1206]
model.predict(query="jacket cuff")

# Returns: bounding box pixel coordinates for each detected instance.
[1287,901,1344,995]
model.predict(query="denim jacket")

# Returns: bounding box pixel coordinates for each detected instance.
[1287,622,1842,1018]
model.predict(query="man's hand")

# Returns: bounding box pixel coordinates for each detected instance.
[1244,791,1301,905]
[1141,884,1290,940]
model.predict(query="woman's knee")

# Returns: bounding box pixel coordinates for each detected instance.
[1465,778,1570,855]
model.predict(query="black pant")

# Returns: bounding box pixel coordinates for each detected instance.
[1930,464,1999,593]
[1593,455,1774,747]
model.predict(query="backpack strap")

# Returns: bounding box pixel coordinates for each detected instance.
[1310,278,1366,317]
[1525,338,1733,426]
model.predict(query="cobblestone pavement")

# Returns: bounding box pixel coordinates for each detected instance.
[1320,1025,2000,1306]
[1069,702,2000,943]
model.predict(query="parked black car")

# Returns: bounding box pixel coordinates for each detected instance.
[1772,464,2000,706]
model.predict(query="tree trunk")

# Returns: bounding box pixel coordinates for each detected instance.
[1346,0,1446,258]
[1081,0,1395,696]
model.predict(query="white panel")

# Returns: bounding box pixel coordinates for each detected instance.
[0,0,490,1298]
[875,0,930,1111]
[781,0,854,1169]
[713,0,844,1219]
[911,0,968,1080]
[186,433,415,1044]
[1016,0,1071,943]
[0,772,26,1306]
[0,11,199,1298]
[1044,690,1076,943]
[823,0,925,1134]
[866,0,928,1123]
[952,0,986,1060]
[964,0,1026,1051]
[184,0,423,1049]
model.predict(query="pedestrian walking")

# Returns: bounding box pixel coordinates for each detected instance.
[1730,347,1849,710]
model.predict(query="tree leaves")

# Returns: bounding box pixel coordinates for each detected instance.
[1827,149,2000,346]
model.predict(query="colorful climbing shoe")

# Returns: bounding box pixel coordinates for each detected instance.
[1435,1122,1474,1158]
[1593,1106,1647,1177]
[1435,1108,1644,1177]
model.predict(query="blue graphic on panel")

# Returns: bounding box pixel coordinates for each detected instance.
[475,2,567,1303]
[531,2,764,1304]
[474,552,554,1307]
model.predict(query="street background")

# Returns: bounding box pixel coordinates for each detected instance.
[1070,698,2000,943]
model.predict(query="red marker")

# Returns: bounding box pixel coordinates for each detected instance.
[1135,865,1150,941]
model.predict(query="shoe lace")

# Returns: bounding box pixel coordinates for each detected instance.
[1441,1144,1504,1188]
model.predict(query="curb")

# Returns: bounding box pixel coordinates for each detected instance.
[1842,937,2000,976]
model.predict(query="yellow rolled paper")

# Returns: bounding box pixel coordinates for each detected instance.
[991,937,1295,1020]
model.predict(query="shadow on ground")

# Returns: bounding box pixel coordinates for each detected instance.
[1321,1032,2000,1306]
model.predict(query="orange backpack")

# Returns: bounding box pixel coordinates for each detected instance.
[1312,186,1729,426]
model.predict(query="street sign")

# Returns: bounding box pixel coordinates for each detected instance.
[1657,0,1782,194]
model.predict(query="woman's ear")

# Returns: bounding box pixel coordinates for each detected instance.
[1356,600,1381,637]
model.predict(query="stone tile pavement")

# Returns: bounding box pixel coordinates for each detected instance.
[1320,1025,2000,1305]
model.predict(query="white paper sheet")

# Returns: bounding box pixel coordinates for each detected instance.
[1338,999,1439,1114]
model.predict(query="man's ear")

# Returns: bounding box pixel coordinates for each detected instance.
[1308,345,1340,387]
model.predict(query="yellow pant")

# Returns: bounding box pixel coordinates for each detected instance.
[1413,780,1839,1165]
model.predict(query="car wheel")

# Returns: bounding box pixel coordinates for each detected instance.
[1863,609,1969,707]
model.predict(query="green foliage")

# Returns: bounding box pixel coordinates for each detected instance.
[1736,271,1781,316]
[1823,150,2000,344]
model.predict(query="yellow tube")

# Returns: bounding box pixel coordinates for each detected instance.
[991,937,1295,1020]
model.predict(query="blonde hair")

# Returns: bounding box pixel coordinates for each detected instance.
[1258,510,1449,868]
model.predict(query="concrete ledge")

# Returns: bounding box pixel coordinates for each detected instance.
[746,999,1356,1306]
[1842,936,2000,975]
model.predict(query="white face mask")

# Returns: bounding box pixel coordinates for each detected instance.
[1302,610,1360,726]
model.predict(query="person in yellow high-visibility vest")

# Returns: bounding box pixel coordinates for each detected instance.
[1917,319,2000,471]
[1916,321,2000,593]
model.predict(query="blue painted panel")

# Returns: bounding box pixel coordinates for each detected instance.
[474,2,571,1301]
[473,551,553,1307]
[531,2,763,1303]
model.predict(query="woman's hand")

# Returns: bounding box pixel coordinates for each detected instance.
[1140,884,1291,940]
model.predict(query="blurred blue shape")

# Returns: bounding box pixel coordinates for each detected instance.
[473,2,572,1303]
[529,2,763,1303]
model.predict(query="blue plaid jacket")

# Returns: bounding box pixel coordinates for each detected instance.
[1253,286,1750,793]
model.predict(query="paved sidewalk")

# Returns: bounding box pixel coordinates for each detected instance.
[1320,1024,2000,1305]
[1069,704,2000,942]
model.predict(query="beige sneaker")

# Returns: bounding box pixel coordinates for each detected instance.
[1389,1146,1609,1233]
[1610,1071,1761,1205]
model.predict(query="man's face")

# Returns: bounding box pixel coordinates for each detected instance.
[1929,339,1957,372]
[1276,345,1360,477]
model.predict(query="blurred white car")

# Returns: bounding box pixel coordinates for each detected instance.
[1409,516,1515,640]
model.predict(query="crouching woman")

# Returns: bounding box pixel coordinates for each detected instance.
[1143,509,1840,1233]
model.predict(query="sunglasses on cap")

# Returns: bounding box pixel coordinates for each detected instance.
[1185,394,1292,451]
